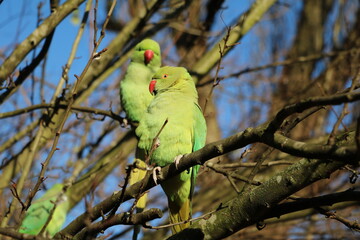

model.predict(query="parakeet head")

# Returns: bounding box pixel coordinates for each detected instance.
[149,66,193,95]
[132,39,161,66]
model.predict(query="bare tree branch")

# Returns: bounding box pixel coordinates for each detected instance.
[0,0,86,84]
[0,103,124,123]
[59,91,359,238]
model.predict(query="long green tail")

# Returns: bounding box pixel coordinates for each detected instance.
[168,198,191,234]
[129,159,148,240]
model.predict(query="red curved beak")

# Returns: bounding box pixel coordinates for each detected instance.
[149,80,157,95]
[144,50,154,65]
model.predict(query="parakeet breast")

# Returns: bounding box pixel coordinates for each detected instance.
[120,62,158,122]
[136,92,196,167]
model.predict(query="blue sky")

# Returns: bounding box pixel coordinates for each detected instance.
[0,0,252,237]
[2,0,357,238]
[0,1,287,235]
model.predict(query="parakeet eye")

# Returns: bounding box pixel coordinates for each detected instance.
[163,74,168,78]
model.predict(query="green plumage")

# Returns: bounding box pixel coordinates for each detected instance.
[120,39,161,240]
[120,39,161,123]
[136,66,207,233]
[19,184,70,237]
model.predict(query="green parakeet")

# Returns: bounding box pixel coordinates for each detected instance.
[136,66,207,233]
[19,184,70,237]
[119,39,161,239]
[120,38,161,123]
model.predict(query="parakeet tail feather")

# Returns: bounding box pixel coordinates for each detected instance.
[168,198,191,234]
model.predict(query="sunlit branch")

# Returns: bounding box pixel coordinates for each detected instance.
[0,6,56,105]
[0,0,87,84]
[197,47,360,87]
[0,103,124,123]
[51,0,93,103]
[266,91,360,134]
[59,91,359,237]
[213,160,294,168]
[23,0,117,221]
[192,0,278,81]
[263,190,360,223]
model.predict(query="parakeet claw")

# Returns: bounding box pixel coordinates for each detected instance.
[174,155,184,169]
[152,166,162,185]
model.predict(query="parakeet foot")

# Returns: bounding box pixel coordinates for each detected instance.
[174,154,184,169]
[152,166,162,185]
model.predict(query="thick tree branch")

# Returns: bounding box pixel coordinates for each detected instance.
[267,91,360,133]
[58,91,359,237]
[0,30,55,104]
[3,1,360,239]
[265,189,360,219]
[197,47,360,87]
[168,156,355,239]
[0,0,86,84]
[191,0,278,82]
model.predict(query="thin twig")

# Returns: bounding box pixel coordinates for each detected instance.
[226,175,241,193]
[144,205,225,230]
[327,68,360,145]
[39,186,67,235]
[316,207,360,232]
[203,25,235,114]
[0,103,124,123]
[0,27,55,105]
[145,119,168,164]
[51,0,93,103]
[9,120,46,229]
[356,116,360,158]
[9,181,25,210]
[93,0,98,49]
[197,47,360,87]
[74,208,163,240]
[206,162,261,187]
[218,160,294,168]
[24,0,117,218]
[109,164,133,216]
[241,147,274,192]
